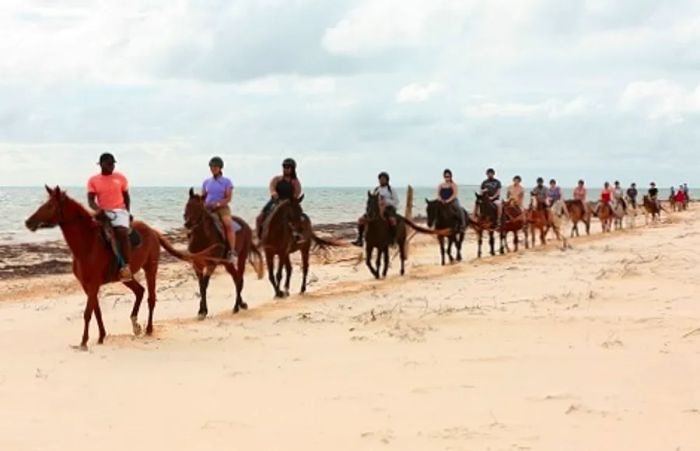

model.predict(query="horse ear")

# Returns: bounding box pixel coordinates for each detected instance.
[367,190,372,198]
[189,187,195,198]
[45,185,52,195]
[425,198,429,204]
[298,194,305,203]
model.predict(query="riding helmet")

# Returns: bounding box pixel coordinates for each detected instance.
[282,158,297,169]
[378,171,390,181]
[209,156,224,168]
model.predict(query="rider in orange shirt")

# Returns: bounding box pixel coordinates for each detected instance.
[87,153,132,281]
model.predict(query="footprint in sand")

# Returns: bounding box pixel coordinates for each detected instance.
[360,430,394,445]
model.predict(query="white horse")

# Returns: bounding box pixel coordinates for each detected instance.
[549,200,571,250]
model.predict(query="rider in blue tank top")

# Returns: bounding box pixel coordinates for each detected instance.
[437,169,466,231]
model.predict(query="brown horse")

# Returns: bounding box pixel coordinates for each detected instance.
[564,199,590,237]
[471,193,499,257]
[643,195,663,223]
[25,186,208,348]
[527,197,551,246]
[183,189,263,319]
[258,196,339,297]
[500,200,529,253]
[597,202,613,232]
[363,192,440,278]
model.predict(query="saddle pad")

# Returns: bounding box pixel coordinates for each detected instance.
[209,212,242,238]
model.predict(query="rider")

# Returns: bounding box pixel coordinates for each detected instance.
[479,168,502,224]
[437,169,466,231]
[202,156,237,262]
[613,180,627,213]
[648,182,660,209]
[546,179,562,206]
[595,181,614,215]
[683,183,690,200]
[530,177,548,208]
[352,172,400,247]
[258,158,304,239]
[626,183,638,209]
[87,153,132,281]
[573,179,587,202]
[506,175,524,209]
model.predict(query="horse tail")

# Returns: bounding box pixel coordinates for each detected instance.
[311,232,348,250]
[403,217,451,236]
[157,233,222,266]
[247,243,264,279]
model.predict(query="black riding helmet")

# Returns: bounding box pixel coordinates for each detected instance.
[537,177,544,183]
[209,156,224,168]
[378,171,390,181]
[282,158,297,169]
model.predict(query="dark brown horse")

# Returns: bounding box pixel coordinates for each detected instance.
[643,195,663,223]
[258,197,339,298]
[597,202,613,232]
[364,192,439,278]
[564,199,591,237]
[425,199,467,265]
[471,193,498,257]
[25,186,207,348]
[183,189,263,319]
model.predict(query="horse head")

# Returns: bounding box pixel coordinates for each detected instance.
[425,198,440,228]
[184,187,207,229]
[365,191,384,221]
[25,185,68,231]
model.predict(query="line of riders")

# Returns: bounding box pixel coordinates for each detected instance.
[87,153,690,282]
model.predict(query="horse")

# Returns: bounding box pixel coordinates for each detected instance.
[564,199,590,237]
[500,200,529,253]
[25,186,210,348]
[425,199,467,265]
[612,199,626,230]
[258,196,339,298]
[595,201,614,232]
[549,200,571,250]
[471,193,499,257]
[527,197,551,246]
[363,192,439,278]
[183,189,263,319]
[625,197,641,228]
[643,195,663,224]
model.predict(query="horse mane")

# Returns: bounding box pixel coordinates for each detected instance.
[62,193,99,225]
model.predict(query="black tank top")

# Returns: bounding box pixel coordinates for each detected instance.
[276,178,294,200]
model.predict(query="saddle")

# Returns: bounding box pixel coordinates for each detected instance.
[209,211,242,242]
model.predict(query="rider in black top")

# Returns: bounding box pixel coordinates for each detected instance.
[478,168,503,225]
[626,183,638,209]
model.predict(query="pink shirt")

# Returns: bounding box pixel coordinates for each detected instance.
[87,172,129,210]
[573,186,587,201]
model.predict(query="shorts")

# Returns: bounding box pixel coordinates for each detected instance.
[213,205,232,219]
[104,209,130,228]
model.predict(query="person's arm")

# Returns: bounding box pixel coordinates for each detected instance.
[491,187,501,201]
[123,191,131,212]
[436,184,443,202]
[293,179,302,199]
[448,183,459,203]
[269,176,279,198]
[87,178,100,212]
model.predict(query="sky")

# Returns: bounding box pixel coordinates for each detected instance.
[0,0,699,188]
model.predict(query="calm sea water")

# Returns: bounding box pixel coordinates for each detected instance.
[0,185,680,244]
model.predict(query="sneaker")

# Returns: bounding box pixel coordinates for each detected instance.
[119,266,133,282]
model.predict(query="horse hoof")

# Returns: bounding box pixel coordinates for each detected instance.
[240,302,248,310]
[132,322,143,336]
[197,313,207,321]
[97,337,105,345]
[72,344,89,352]
[146,326,153,336]
[233,306,240,314]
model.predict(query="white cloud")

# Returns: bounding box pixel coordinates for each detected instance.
[396,82,443,103]
[619,80,700,122]
[463,97,598,118]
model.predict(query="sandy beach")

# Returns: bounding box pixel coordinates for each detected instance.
[0,207,698,451]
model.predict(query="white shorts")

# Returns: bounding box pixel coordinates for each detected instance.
[104,209,130,228]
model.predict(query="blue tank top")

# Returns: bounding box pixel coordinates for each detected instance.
[440,186,454,201]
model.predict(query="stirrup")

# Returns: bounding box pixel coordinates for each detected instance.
[119,267,133,282]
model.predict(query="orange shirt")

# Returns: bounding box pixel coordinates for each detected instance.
[87,172,129,210]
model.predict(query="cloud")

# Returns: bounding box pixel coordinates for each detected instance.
[619,80,700,122]
[463,97,599,118]
[396,82,443,103]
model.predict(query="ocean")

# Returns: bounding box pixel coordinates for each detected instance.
[0,185,681,244]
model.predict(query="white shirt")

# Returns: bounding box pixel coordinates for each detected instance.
[374,185,400,209]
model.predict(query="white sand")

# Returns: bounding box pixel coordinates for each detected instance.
[0,208,698,450]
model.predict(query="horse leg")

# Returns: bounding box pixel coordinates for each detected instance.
[225,264,243,313]
[366,247,378,279]
[489,231,495,256]
[398,242,406,276]
[266,250,282,297]
[124,279,146,334]
[300,247,310,294]
[274,256,285,298]
[145,261,158,335]
[93,300,107,345]
[439,236,446,265]
[499,230,505,254]
[382,246,390,278]
[80,286,99,349]
[375,248,383,279]
[283,254,293,297]
[456,233,463,261]
[195,268,211,319]
[477,231,483,258]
